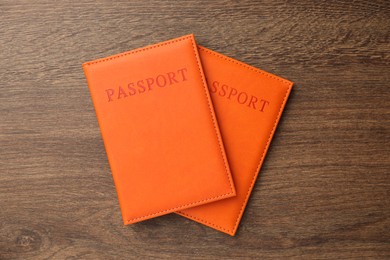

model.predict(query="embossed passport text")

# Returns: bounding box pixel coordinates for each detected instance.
[83,35,235,224]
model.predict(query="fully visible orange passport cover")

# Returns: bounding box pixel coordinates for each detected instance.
[177,46,293,235]
[82,35,235,224]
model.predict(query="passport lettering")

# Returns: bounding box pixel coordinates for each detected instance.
[105,67,188,102]
[209,80,270,112]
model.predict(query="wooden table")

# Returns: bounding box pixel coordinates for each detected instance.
[1,1,389,259]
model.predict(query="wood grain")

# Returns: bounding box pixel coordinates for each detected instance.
[0,0,389,259]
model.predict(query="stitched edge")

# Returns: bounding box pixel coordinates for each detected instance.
[198,46,292,85]
[82,35,191,67]
[178,46,293,234]
[231,84,291,233]
[189,40,236,195]
[84,35,235,223]
[177,211,234,236]
[125,192,234,224]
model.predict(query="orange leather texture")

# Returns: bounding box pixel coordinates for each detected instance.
[82,35,235,224]
[177,46,293,235]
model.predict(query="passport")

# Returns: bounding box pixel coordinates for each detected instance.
[82,35,236,224]
[177,46,293,235]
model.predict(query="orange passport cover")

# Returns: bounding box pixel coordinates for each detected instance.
[82,35,235,224]
[177,46,293,235]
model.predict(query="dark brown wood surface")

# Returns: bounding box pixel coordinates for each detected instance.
[1,0,389,259]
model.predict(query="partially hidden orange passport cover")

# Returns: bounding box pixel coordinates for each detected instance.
[177,46,293,235]
[82,35,235,224]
